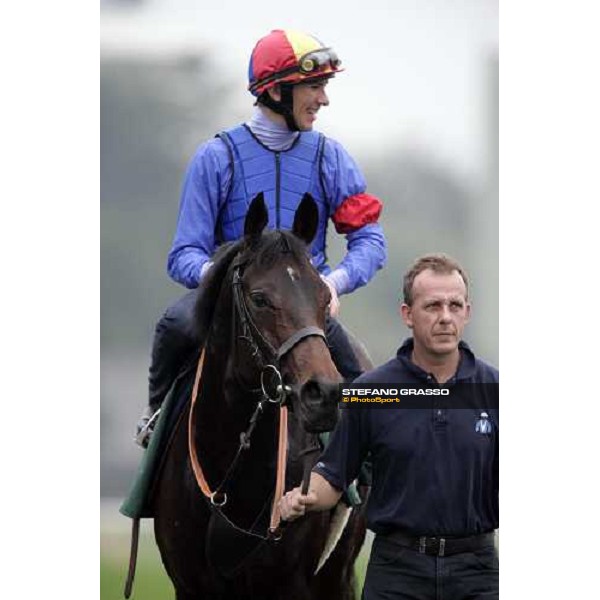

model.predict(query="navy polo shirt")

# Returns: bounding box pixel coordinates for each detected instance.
[313,338,499,537]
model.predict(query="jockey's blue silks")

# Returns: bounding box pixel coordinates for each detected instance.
[167,118,386,294]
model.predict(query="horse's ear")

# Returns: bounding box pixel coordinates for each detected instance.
[244,193,268,240]
[292,193,318,245]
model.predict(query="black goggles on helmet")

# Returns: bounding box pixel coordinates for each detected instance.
[250,47,341,95]
[298,48,341,74]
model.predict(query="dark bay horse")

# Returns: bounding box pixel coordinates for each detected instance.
[152,193,368,600]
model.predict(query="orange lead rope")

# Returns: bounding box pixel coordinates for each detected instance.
[270,405,288,534]
[188,346,289,535]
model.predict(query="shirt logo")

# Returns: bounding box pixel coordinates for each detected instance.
[475,412,493,435]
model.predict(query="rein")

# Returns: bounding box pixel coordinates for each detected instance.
[187,259,327,540]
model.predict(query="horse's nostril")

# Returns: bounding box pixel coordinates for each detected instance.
[299,379,340,434]
[300,379,340,404]
[301,380,322,401]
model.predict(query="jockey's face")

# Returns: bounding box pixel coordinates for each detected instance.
[400,269,471,362]
[292,80,330,131]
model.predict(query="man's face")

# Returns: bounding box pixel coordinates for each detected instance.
[400,269,471,359]
[292,80,330,130]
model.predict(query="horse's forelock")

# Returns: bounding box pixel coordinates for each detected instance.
[252,231,308,270]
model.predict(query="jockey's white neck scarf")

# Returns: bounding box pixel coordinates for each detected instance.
[246,107,300,152]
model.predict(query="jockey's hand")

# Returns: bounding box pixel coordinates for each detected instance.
[322,276,340,318]
[279,487,318,522]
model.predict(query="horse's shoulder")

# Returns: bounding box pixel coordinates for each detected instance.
[338,322,374,372]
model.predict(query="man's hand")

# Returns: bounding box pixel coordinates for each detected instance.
[279,473,342,521]
[279,486,319,522]
[322,276,340,318]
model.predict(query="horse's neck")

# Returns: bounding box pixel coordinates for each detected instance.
[193,348,279,498]
[197,346,268,437]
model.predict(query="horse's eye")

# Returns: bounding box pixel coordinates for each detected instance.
[249,292,271,309]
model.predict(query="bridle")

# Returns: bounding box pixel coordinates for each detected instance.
[188,253,328,539]
[231,255,327,372]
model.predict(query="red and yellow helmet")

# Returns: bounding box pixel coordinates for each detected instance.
[248,30,343,97]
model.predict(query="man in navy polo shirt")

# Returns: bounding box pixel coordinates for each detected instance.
[279,254,499,600]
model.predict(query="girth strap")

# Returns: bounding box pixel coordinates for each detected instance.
[123,517,140,598]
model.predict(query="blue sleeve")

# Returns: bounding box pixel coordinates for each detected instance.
[312,407,369,491]
[167,139,231,288]
[321,138,387,295]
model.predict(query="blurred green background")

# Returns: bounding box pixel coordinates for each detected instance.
[101,528,174,600]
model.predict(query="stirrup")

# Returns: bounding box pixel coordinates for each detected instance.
[134,408,161,448]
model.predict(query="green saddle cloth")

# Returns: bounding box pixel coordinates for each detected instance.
[119,390,179,519]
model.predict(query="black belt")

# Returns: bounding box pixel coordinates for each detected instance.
[380,530,495,557]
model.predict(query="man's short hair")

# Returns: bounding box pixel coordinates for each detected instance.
[402,253,469,306]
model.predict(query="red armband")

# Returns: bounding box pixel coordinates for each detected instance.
[332,193,383,234]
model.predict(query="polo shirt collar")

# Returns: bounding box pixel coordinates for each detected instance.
[396,337,477,382]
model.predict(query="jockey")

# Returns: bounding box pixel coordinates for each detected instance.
[136,29,387,446]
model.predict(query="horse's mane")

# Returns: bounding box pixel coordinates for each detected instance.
[193,230,309,343]
[192,240,242,344]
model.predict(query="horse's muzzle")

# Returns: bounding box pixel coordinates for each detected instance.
[297,379,340,433]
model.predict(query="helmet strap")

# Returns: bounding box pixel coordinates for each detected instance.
[279,85,298,131]
[258,84,299,132]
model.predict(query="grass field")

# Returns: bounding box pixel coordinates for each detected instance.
[101,524,174,600]
[101,506,371,599]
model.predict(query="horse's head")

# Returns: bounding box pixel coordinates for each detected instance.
[230,192,342,432]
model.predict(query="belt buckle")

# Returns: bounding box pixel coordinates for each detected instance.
[418,536,446,556]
